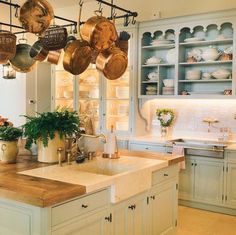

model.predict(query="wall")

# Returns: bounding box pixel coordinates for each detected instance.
[0,66,26,127]
[142,99,236,139]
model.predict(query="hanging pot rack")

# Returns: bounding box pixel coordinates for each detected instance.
[0,0,138,35]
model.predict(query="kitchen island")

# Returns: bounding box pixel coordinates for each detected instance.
[0,150,184,235]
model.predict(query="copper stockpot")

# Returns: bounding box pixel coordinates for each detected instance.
[30,40,49,61]
[40,26,68,51]
[19,0,54,35]
[96,46,128,80]
[47,50,62,65]
[10,39,36,73]
[63,40,92,75]
[0,31,16,64]
[80,15,118,52]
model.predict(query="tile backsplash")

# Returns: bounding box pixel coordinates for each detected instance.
[143,99,236,139]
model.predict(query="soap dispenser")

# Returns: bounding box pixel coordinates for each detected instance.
[102,125,120,159]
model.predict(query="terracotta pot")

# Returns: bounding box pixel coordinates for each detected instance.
[0,31,17,64]
[0,140,18,163]
[19,0,54,35]
[80,15,118,51]
[37,132,65,163]
[96,46,128,80]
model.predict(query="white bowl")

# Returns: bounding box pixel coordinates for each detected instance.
[163,79,174,87]
[186,70,201,80]
[211,69,231,79]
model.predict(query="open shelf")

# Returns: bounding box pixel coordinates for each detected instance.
[179,79,232,83]
[142,44,175,50]
[179,60,232,66]
[179,38,233,47]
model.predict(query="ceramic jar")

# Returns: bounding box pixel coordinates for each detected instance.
[0,140,18,163]
[202,47,221,61]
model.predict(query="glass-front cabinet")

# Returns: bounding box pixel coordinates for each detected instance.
[53,27,136,135]
[138,10,236,98]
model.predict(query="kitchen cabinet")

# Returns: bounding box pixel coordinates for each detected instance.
[225,163,236,208]
[179,156,224,205]
[52,26,138,135]
[129,141,167,153]
[138,10,236,98]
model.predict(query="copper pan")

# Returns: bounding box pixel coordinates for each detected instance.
[96,46,128,80]
[19,0,54,35]
[30,40,49,62]
[80,11,118,52]
[0,31,16,64]
[63,40,92,75]
[47,50,61,65]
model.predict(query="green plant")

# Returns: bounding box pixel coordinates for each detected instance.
[156,108,175,127]
[0,126,22,141]
[22,110,80,149]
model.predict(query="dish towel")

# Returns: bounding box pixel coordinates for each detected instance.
[172,145,186,170]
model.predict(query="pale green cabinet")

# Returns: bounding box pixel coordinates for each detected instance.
[225,163,236,208]
[179,157,224,205]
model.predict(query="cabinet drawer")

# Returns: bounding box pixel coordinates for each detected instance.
[152,165,178,185]
[226,151,236,162]
[129,143,166,153]
[52,189,109,226]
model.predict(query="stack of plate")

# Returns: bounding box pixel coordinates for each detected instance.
[146,85,157,95]
[151,39,174,46]
[162,87,174,95]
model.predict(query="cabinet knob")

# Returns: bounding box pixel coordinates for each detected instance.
[81,204,88,208]
[105,213,112,223]
[150,195,156,200]
[164,173,169,177]
[128,204,136,210]
[195,163,197,166]
[145,147,149,150]
[191,163,194,166]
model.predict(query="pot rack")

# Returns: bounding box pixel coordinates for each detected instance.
[0,0,138,35]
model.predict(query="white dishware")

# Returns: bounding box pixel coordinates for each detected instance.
[151,39,174,45]
[211,69,231,79]
[186,70,201,80]
[166,49,176,64]
[116,87,129,98]
[202,46,221,61]
[165,32,175,41]
[202,72,212,80]
[63,90,73,99]
[145,56,162,64]
[147,72,159,80]
[188,48,202,62]
[163,79,174,87]
[184,37,204,42]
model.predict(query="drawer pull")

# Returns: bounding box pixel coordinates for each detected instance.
[128,204,136,210]
[150,195,156,200]
[145,147,149,150]
[164,173,169,177]
[82,204,88,208]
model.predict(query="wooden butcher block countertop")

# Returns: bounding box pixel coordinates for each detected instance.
[0,151,184,208]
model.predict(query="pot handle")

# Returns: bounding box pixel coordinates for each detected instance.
[77,0,83,39]
[1,144,7,154]
[18,38,27,44]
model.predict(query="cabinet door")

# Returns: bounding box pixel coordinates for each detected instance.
[149,182,177,235]
[226,163,236,207]
[179,159,195,200]
[52,209,110,235]
[194,160,223,204]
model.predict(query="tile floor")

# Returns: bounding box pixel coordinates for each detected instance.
[177,206,236,235]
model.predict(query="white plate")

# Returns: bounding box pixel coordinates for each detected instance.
[184,37,204,42]
[151,39,174,45]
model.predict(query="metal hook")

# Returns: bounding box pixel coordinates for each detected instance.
[79,0,83,7]
[14,6,19,18]
[98,1,103,13]
[123,15,130,27]
[132,15,136,25]
[73,23,77,34]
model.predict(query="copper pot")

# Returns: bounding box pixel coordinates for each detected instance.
[115,40,129,55]
[19,0,54,35]
[40,26,68,51]
[47,50,62,65]
[80,15,118,51]
[30,40,49,61]
[10,39,36,73]
[64,35,77,51]
[96,46,128,80]
[63,40,92,75]
[0,31,16,64]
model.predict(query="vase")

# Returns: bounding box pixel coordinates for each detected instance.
[37,132,65,163]
[161,126,169,138]
[0,140,19,163]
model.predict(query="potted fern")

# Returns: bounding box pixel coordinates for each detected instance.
[23,110,80,163]
[0,125,22,163]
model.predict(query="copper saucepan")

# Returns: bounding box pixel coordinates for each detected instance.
[19,0,54,35]
[0,31,16,64]
[10,38,36,73]
[96,46,128,80]
[80,12,118,52]
[63,40,92,75]
[30,40,49,62]
[47,50,62,65]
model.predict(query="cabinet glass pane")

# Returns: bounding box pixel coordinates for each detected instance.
[78,65,100,132]
[55,70,74,110]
